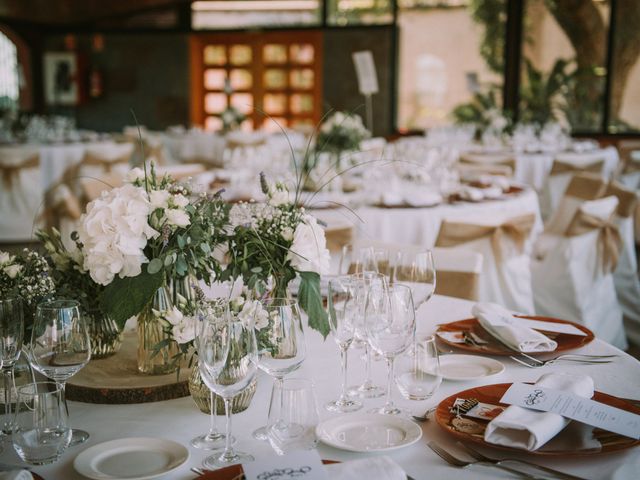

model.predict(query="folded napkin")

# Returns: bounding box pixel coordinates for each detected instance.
[457,186,484,202]
[485,372,594,451]
[0,471,32,480]
[472,303,557,353]
[326,456,406,480]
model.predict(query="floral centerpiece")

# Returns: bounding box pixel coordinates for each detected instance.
[316,111,370,163]
[76,163,230,373]
[0,249,55,338]
[221,174,331,338]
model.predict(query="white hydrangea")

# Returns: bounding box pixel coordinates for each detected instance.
[286,214,330,275]
[78,184,159,286]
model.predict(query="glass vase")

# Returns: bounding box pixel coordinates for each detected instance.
[188,358,257,415]
[86,309,121,359]
[171,274,196,311]
[137,285,179,375]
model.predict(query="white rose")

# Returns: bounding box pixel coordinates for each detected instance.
[172,193,189,208]
[282,227,294,242]
[125,168,145,183]
[0,251,14,266]
[165,208,191,228]
[286,215,331,275]
[149,189,170,210]
[269,188,290,206]
[3,264,22,279]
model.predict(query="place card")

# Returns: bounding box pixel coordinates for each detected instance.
[500,383,640,439]
[243,450,328,480]
[512,316,587,336]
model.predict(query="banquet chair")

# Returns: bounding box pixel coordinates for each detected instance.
[531,196,627,349]
[540,155,605,220]
[79,142,134,180]
[0,146,42,241]
[458,154,516,178]
[435,212,537,313]
[346,239,484,302]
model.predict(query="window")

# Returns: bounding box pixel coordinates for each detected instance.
[397,2,504,131]
[327,0,393,26]
[0,31,19,110]
[191,31,323,131]
[192,1,322,29]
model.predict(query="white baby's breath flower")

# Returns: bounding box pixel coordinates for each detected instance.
[165,208,190,228]
[3,264,22,279]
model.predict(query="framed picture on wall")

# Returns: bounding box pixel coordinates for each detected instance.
[43,52,82,105]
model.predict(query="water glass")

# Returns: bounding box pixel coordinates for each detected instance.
[0,296,24,435]
[267,378,319,455]
[395,335,442,401]
[12,382,71,465]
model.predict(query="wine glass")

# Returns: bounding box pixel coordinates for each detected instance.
[365,283,415,415]
[348,272,386,399]
[325,276,361,412]
[199,306,258,468]
[253,298,306,440]
[0,296,24,436]
[191,302,233,451]
[29,299,91,446]
[339,245,389,276]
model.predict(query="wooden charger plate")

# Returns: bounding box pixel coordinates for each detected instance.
[435,383,640,456]
[436,315,594,356]
[195,460,339,479]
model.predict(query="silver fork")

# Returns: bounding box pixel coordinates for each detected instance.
[411,406,437,422]
[427,441,541,479]
[521,352,618,365]
[457,442,589,480]
[510,355,613,368]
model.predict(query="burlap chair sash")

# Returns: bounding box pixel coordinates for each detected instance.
[566,210,622,274]
[604,181,638,219]
[459,155,516,170]
[550,159,604,176]
[226,138,266,149]
[435,213,536,263]
[565,173,607,200]
[0,154,40,189]
[623,159,640,174]
[42,184,82,230]
[82,151,131,173]
[434,270,480,301]
[325,226,354,253]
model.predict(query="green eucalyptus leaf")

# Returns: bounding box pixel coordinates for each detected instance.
[147,258,163,274]
[298,271,329,339]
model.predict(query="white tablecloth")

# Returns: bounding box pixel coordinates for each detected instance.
[2,294,638,479]
[314,188,542,248]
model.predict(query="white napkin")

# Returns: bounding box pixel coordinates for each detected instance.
[472,303,558,352]
[457,186,484,201]
[326,456,406,480]
[405,192,442,207]
[484,372,594,451]
[0,471,33,480]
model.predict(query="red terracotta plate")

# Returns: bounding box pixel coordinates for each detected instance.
[196,460,339,479]
[436,315,594,356]
[435,382,640,456]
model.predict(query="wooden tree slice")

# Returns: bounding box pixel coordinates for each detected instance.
[66,332,191,404]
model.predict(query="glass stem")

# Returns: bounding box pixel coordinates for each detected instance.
[339,347,349,402]
[208,391,217,435]
[57,381,70,420]
[2,366,14,433]
[275,376,284,420]
[221,397,233,461]
[384,357,395,410]
[363,343,372,388]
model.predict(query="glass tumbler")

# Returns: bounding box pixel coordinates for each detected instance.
[267,378,319,455]
[12,382,71,465]
[395,335,442,401]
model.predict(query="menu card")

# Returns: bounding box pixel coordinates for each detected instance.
[501,383,640,439]
[243,450,328,480]
[512,316,587,336]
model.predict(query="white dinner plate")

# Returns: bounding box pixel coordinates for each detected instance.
[438,354,505,381]
[316,413,422,453]
[73,437,189,480]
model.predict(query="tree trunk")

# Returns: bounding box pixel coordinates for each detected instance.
[610,0,640,123]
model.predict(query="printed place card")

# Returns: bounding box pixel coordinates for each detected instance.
[501,383,640,439]
[512,317,587,336]
[243,450,328,480]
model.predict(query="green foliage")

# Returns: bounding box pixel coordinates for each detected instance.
[101,270,164,329]
[469,0,507,74]
[518,58,570,125]
[298,272,329,339]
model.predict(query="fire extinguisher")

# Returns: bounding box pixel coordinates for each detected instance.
[89,67,103,98]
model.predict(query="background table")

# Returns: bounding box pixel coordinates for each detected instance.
[2,294,638,479]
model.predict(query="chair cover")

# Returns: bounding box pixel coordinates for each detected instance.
[435,213,536,313]
[79,142,133,180]
[459,153,516,177]
[531,196,627,349]
[0,147,42,241]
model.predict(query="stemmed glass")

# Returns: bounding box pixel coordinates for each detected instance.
[29,299,91,445]
[253,299,306,440]
[325,276,361,412]
[199,306,258,468]
[365,283,415,415]
[0,296,24,436]
[191,302,233,451]
[348,272,386,399]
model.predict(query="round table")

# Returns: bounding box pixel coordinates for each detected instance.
[2,294,638,479]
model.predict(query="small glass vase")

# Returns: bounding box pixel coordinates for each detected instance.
[86,309,122,359]
[137,285,179,375]
[171,274,196,310]
[188,358,257,415]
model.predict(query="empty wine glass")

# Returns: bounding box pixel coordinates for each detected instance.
[253,298,306,440]
[0,296,24,435]
[29,299,91,445]
[395,334,442,401]
[267,378,319,455]
[325,277,361,412]
[365,283,415,415]
[394,250,436,310]
[199,306,258,468]
[348,272,386,399]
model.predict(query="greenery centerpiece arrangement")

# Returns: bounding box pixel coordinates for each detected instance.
[76,163,230,374]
